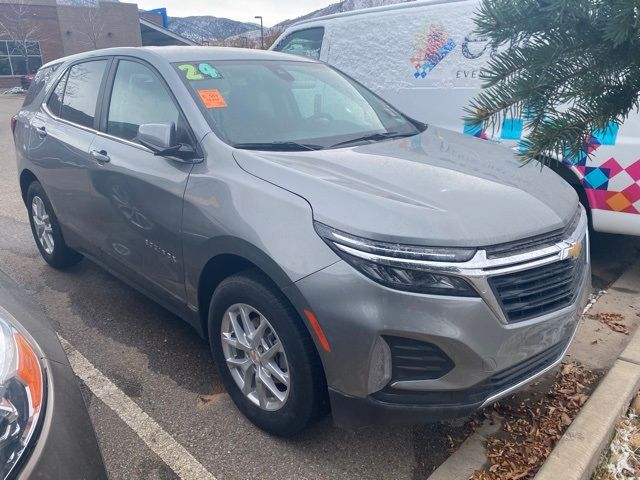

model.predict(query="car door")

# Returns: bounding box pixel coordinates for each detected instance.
[28,58,111,255]
[88,57,199,305]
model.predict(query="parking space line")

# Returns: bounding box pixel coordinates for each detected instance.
[58,335,217,480]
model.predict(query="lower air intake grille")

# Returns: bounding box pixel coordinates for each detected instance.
[383,336,454,382]
[373,337,570,406]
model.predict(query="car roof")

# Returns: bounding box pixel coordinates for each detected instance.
[284,0,468,29]
[42,46,315,70]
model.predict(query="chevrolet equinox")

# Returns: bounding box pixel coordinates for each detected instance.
[12,47,590,436]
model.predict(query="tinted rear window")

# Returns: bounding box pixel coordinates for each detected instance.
[60,60,108,128]
[47,71,67,117]
[23,63,60,107]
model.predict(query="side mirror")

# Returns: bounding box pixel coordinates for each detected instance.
[138,122,175,151]
[137,122,197,161]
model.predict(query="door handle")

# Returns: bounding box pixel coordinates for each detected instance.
[36,126,47,138]
[90,149,110,163]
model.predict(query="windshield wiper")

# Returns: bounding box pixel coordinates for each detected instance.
[330,131,415,148]
[232,141,324,151]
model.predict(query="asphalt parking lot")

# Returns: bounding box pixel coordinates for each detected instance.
[1,95,639,480]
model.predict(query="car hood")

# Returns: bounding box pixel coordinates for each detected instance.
[232,126,578,247]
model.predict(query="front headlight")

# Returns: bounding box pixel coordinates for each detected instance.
[0,316,45,479]
[314,222,479,297]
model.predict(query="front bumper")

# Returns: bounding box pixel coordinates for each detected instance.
[0,272,107,480]
[17,357,109,480]
[328,329,576,427]
[291,212,590,427]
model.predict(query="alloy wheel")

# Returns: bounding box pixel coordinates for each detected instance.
[32,196,54,255]
[221,303,290,411]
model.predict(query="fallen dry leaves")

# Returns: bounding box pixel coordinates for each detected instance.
[469,362,599,480]
[588,312,630,335]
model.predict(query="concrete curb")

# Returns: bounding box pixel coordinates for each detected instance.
[428,422,502,480]
[534,326,640,480]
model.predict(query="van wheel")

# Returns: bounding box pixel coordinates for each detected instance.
[27,181,83,269]
[208,270,328,436]
[575,186,593,230]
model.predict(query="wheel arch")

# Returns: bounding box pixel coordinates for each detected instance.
[544,157,592,222]
[194,237,311,341]
[19,169,39,206]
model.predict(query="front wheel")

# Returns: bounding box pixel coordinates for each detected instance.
[208,270,328,436]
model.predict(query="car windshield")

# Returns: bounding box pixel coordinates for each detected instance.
[173,59,425,150]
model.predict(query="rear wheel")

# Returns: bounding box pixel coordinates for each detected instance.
[208,270,328,436]
[27,181,83,269]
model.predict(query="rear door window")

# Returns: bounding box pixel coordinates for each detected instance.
[274,28,324,60]
[59,60,108,129]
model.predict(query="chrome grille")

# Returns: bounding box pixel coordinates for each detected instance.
[489,245,587,323]
[484,208,582,259]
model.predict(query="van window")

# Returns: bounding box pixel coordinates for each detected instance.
[23,63,60,107]
[60,60,108,129]
[274,28,324,60]
[106,59,186,144]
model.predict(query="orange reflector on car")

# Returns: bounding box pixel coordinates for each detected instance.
[304,310,331,353]
[15,333,43,413]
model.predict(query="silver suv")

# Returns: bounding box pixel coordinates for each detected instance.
[12,47,590,436]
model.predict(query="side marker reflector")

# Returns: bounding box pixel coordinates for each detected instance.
[303,310,331,353]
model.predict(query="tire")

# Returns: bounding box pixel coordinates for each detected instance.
[575,185,593,230]
[27,181,83,269]
[208,269,328,436]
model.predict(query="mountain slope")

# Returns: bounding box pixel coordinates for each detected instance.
[166,0,413,43]
[167,16,259,42]
[276,0,414,29]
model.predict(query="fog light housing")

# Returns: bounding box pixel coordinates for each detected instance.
[367,336,392,394]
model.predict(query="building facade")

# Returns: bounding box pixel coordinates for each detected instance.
[0,0,193,88]
[57,1,143,56]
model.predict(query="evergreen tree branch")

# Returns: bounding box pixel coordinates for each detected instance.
[469,0,640,164]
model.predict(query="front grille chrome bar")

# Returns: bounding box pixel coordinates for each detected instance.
[336,206,589,324]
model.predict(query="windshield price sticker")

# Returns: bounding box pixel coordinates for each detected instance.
[178,63,222,80]
[198,63,222,78]
[198,89,228,109]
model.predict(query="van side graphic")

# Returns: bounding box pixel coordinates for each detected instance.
[411,24,456,78]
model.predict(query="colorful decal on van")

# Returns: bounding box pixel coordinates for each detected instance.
[464,118,640,215]
[463,119,489,139]
[463,118,522,141]
[411,24,456,79]
[562,131,640,215]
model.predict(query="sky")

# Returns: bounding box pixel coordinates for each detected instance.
[135,0,335,26]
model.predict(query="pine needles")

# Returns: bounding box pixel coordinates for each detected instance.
[465,0,640,165]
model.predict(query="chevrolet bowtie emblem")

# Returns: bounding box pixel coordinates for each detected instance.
[566,242,582,259]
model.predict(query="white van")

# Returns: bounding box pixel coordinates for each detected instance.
[272,0,640,237]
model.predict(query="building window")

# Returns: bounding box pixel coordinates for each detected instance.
[0,41,43,76]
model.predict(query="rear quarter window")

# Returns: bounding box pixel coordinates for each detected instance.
[23,64,61,107]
